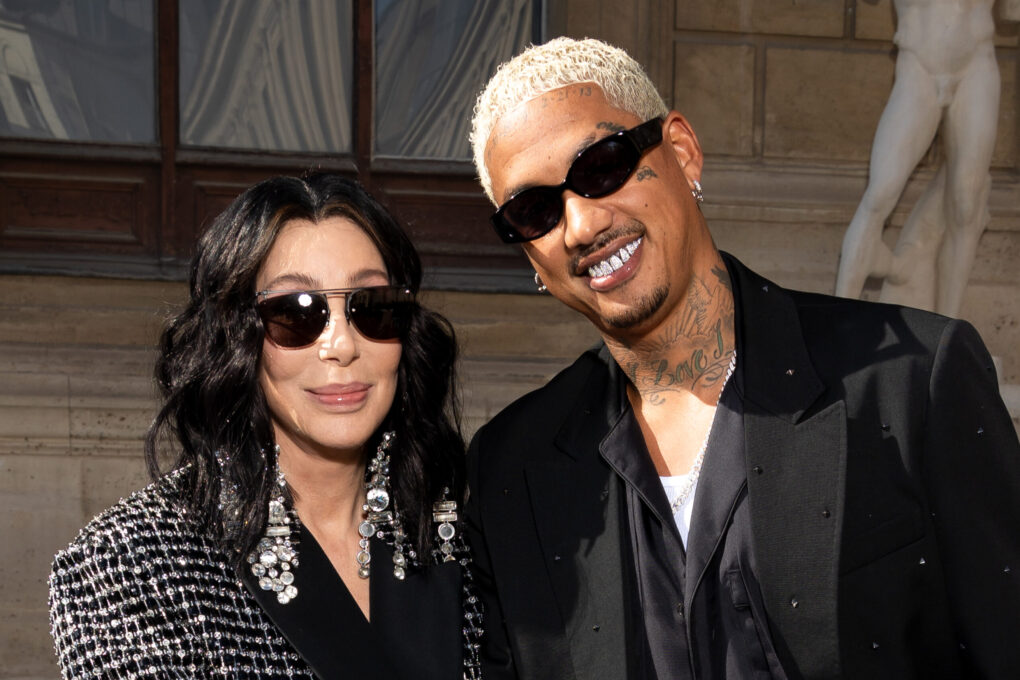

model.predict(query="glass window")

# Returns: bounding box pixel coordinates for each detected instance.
[179,0,353,153]
[0,0,155,143]
[374,0,538,160]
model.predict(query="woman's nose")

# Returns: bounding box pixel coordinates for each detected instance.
[317,309,359,365]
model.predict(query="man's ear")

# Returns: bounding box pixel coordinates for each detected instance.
[664,111,704,188]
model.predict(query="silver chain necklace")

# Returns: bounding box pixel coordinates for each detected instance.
[669,350,737,515]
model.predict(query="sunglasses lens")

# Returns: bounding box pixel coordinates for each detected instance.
[348,287,414,340]
[493,137,641,243]
[497,186,564,243]
[571,137,639,197]
[257,292,329,348]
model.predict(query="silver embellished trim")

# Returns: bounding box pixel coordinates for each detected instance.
[438,521,484,679]
[48,470,316,678]
[214,448,244,540]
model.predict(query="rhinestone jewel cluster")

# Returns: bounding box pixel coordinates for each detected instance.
[433,487,458,561]
[357,431,410,580]
[249,464,299,604]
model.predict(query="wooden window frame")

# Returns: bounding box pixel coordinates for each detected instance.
[0,0,530,290]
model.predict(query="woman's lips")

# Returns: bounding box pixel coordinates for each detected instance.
[308,383,370,407]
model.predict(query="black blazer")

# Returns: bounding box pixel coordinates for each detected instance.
[49,470,464,680]
[465,254,1020,680]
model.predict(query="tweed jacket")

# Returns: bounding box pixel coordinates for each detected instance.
[49,470,470,680]
[466,254,1020,680]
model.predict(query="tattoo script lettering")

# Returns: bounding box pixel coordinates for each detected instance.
[620,271,735,405]
[541,86,594,107]
[636,166,657,181]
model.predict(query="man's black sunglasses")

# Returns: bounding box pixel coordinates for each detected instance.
[255,285,414,348]
[490,117,664,244]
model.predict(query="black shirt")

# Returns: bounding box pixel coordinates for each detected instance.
[599,358,789,679]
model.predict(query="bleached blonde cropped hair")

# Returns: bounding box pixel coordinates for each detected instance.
[470,37,669,205]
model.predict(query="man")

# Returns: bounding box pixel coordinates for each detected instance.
[465,37,1019,680]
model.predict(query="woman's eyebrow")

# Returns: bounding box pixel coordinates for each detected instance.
[348,267,390,285]
[259,272,320,290]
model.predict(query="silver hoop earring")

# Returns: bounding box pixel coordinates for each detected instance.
[534,271,548,293]
[691,179,704,204]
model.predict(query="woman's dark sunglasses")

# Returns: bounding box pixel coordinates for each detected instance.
[255,285,414,348]
[491,117,664,244]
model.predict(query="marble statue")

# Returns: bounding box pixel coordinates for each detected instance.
[835,0,1018,316]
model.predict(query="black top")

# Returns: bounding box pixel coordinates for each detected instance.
[600,353,789,679]
[243,526,463,680]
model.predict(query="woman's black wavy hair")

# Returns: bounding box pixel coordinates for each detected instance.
[144,172,464,565]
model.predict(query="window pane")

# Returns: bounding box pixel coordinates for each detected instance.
[0,0,155,143]
[374,0,537,160]
[179,0,353,153]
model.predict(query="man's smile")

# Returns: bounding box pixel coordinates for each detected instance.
[587,237,641,278]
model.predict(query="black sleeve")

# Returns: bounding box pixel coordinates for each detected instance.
[465,427,520,680]
[922,319,1020,678]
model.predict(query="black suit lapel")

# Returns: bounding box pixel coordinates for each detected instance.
[744,402,845,680]
[519,349,629,680]
[724,253,846,680]
[599,399,681,545]
[241,526,398,680]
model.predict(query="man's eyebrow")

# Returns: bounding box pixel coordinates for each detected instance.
[501,132,599,203]
[571,132,599,159]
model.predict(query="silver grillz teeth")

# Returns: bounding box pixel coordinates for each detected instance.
[588,237,641,278]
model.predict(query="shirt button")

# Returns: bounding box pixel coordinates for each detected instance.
[676,601,684,617]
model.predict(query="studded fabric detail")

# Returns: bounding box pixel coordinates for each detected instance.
[48,470,316,678]
[432,526,484,679]
[49,467,483,679]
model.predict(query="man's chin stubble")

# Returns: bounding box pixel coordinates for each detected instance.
[605,285,669,330]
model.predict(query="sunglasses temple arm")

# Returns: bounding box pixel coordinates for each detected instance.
[631,117,664,150]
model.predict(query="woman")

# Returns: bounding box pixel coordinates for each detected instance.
[48,174,482,679]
